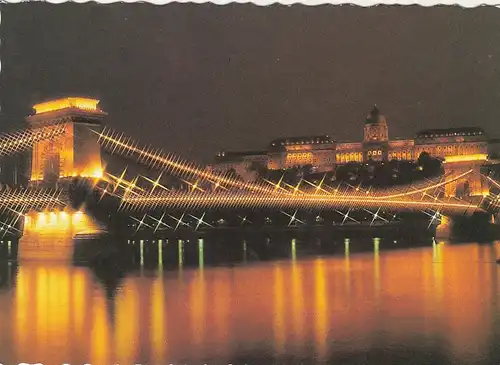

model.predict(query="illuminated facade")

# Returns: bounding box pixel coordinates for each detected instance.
[214,105,495,196]
[268,135,336,172]
[27,97,106,186]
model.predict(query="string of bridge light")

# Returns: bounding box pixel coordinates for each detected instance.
[110,168,477,211]
[96,168,485,231]
[0,188,66,213]
[0,204,29,237]
[119,191,477,212]
[0,188,66,237]
[128,208,396,233]
[124,201,445,233]
[0,124,67,157]
[99,167,479,214]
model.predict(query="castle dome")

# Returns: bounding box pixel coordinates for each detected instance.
[365,105,386,125]
[363,104,389,142]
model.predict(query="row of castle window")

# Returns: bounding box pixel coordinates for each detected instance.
[275,139,333,147]
[415,144,486,157]
[270,135,484,148]
[389,151,412,160]
[420,131,483,138]
[286,152,314,165]
[286,152,313,158]
[337,152,363,163]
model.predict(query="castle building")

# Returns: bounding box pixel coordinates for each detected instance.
[213,106,496,197]
[267,135,336,172]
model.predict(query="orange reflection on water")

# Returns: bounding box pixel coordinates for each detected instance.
[72,270,87,338]
[190,269,207,346]
[210,272,231,360]
[114,277,140,363]
[151,273,167,364]
[13,265,95,364]
[2,242,500,364]
[291,261,304,342]
[90,293,111,365]
[273,265,286,355]
[313,259,328,360]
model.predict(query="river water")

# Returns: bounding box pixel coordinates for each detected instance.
[1,239,500,364]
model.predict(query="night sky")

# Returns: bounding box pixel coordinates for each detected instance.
[1,3,499,163]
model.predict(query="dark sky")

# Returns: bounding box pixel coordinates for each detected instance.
[1,4,499,163]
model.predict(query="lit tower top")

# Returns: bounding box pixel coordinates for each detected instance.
[27,97,106,127]
[32,97,102,115]
[363,104,389,142]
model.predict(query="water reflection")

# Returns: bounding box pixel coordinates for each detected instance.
[0,241,499,363]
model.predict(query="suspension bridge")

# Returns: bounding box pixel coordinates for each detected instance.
[0,97,499,240]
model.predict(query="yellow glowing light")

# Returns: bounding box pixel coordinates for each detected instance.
[23,210,102,244]
[73,211,83,224]
[57,166,103,180]
[444,154,488,163]
[91,169,103,178]
[38,213,46,225]
[33,97,100,114]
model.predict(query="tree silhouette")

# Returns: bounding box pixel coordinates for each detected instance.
[417,152,442,178]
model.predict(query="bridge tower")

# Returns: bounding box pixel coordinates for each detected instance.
[442,157,489,198]
[26,97,106,188]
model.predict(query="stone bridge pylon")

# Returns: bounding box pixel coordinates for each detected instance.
[26,97,105,188]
